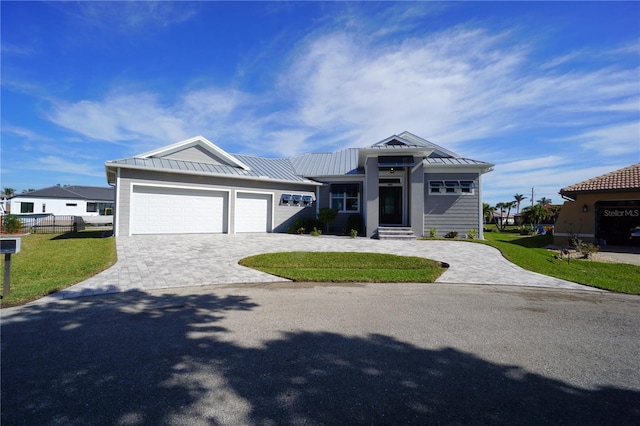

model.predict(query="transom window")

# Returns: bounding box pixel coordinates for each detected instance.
[429,180,475,195]
[330,184,360,212]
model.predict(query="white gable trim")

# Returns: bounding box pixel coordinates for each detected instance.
[138,136,251,171]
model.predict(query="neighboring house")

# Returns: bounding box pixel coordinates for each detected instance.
[554,163,640,246]
[105,132,494,238]
[0,191,7,214]
[8,186,115,217]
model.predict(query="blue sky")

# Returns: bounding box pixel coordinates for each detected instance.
[2,1,639,207]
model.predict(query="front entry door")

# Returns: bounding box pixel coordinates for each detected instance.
[379,186,403,225]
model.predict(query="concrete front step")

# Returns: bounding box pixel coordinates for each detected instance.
[377,226,416,240]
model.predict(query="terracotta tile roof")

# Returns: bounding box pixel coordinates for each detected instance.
[560,163,640,196]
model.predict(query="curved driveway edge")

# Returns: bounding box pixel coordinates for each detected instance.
[40,234,599,301]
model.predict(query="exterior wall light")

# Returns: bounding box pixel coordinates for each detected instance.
[582,204,588,213]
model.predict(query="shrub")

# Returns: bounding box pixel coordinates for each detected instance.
[429,227,437,238]
[350,229,358,239]
[572,238,599,259]
[346,214,364,234]
[297,227,306,235]
[294,217,322,232]
[318,208,338,233]
[1,214,22,234]
[310,227,322,236]
[467,229,477,239]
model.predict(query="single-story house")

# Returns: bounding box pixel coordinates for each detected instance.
[105,132,494,238]
[8,186,115,217]
[554,163,640,246]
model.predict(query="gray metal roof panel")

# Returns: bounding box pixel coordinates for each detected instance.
[290,149,359,177]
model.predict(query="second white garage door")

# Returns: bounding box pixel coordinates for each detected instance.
[131,186,227,234]
[235,193,271,233]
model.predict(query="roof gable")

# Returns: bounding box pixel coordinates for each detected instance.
[138,136,250,170]
[368,131,460,158]
[560,163,640,197]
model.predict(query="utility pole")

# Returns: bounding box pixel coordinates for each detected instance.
[531,187,535,206]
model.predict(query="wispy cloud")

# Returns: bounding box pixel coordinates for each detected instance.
[34,156,104,178]
[69,2,198,33]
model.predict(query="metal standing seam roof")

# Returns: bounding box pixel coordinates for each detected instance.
[289,149,361,177]
[560,163,640,195]
[424,157,494,168]
[108,156,317,184]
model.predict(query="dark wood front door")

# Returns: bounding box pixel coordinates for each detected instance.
[379,186,403,225]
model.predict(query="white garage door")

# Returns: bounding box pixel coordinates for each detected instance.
[131,186,226,234]
[235,193,270,233]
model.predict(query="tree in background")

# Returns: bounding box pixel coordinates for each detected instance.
[513,193,527,213]
[3,188,15,198]
[537,197,552,206]
[482,203,495,224]
[521,204,551,226]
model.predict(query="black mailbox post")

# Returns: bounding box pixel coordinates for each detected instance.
[1,238,21,298]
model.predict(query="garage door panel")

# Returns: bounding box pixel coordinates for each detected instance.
[236,193,270,233]
[132,186,226,234]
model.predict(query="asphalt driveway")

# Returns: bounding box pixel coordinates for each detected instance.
[2,284,639,425]
[41,234,597,301]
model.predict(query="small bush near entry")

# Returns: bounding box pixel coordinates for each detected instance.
[429,228,437,238]
[310,227,322,236]
[347,214,364,234]
[467,229,477,239]
[1,214,22,234]
[350,229,358,238]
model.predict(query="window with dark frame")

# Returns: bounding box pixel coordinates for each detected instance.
[20,202,34,213]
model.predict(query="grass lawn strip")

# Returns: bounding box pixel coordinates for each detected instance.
[0,231,116,307]
[480,232,640,295]
[239,252,445,283]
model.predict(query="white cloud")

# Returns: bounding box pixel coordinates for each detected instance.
[34,156,103,177]
[42,11,639,204]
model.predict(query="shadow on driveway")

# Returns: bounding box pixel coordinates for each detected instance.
[2,291,638,425]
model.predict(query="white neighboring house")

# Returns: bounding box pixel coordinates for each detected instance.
[8,186,114,217]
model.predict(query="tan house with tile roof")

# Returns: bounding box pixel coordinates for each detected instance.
[554,163,640,246]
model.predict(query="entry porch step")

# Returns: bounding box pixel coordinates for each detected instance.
[377,226,416,240]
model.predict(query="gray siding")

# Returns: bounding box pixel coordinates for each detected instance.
[116,169,316,236]
[424,172,480,238]
[314,179,365,234]
[163,145,223,165]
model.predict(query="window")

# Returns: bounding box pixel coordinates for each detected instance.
[87,202,114,215]
[331,184,360,212]
[429,180,475,195]
[20,202,34,213]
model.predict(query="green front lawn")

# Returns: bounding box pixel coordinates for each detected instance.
[480,231,640,294]
[239,252,446,283]
[0,232,117,307]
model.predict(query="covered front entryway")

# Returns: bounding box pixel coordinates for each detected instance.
[131,185,227,234]
[379,186,403,225]
[235,192,272,233]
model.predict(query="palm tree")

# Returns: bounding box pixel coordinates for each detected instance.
[537,197,552,206]
[503,201,517,230]
[3,188,15,198]
[513,194,527,213]
[483,203,495,224]
[494,202,506,229]
[522,204,550,225]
